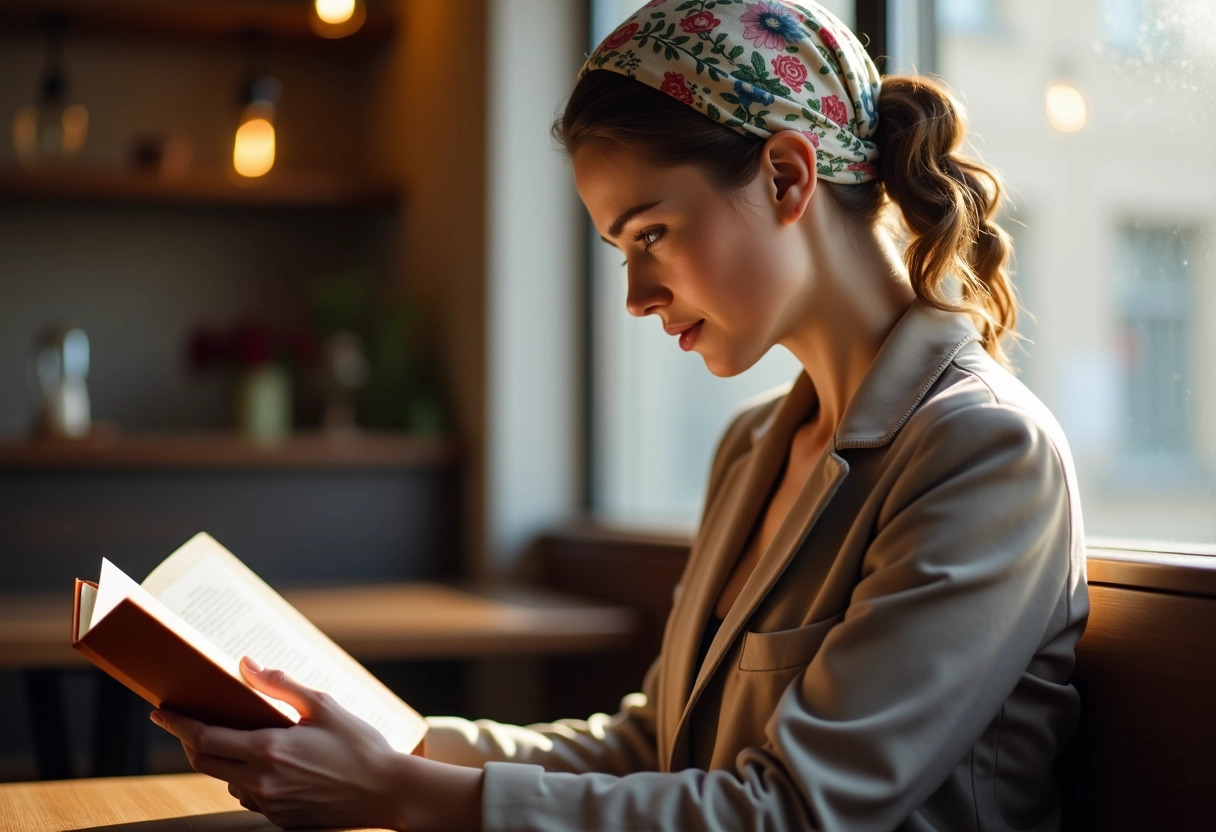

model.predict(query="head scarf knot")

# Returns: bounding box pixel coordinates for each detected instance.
[580,0,882,183]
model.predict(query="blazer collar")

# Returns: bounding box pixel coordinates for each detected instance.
[747,300,982,452]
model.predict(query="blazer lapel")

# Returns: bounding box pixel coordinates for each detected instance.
[659,373,831,769]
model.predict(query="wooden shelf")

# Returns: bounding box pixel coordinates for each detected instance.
[0,0,395,43]
[0,167,401,209]
[0,431,458,470]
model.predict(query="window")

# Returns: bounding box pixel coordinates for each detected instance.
[1099,0,1182,60]
[936,0,1001,34]
[936,0,1215,542]
[585,0,1215,545]
[1117,225,1195,458]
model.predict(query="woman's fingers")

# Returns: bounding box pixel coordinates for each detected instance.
[228,782,262,814]
[181,746,250,783]
[151,710,263,762]
[239,657,331,721]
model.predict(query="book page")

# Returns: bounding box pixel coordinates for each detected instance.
[89,558,299,722]
[78,582,97,642]
[144,533,424,753]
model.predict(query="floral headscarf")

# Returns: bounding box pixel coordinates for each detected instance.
[581,0,881,183]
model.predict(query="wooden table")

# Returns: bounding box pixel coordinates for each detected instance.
[0,582,640,669]
[0,772,358,831]
[0,582,638,781]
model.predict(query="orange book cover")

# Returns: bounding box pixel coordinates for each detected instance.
[71,533,427,753]
[71,579,294,730]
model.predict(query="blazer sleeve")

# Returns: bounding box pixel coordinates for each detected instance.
[423,400,768,777]
[421,652,662,775]
[475,402,1078,832]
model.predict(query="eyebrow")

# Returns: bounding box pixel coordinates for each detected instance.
[603,200,663,241]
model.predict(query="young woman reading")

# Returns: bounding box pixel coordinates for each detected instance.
[153,3,1089,829]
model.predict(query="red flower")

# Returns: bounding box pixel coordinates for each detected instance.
[821,29,840,52]
[802,131,821,148]
[680,11,721,34]
[771,54,808,90]
[659,71,693,105]
[230,321,276,367]
[821,94,849,125]
[601,22,639,51]
[847,161,877,175]
[186,325,225,376]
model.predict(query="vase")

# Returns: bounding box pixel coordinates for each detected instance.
[234,364,291,443]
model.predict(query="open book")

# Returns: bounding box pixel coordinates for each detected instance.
[72,532,427,754]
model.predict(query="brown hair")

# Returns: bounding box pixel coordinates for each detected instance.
[554,71,1018,367]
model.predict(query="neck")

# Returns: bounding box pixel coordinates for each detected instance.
[779,192,915,437]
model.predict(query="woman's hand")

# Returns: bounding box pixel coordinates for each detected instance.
[151,657,484,831]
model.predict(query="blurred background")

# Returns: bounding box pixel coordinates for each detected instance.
[0,0,1212,783]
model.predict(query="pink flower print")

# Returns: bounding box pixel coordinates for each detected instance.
[802,131,821,148]
[847,161,877,176]
[771,54,808,90]
[659,71,694,105]
[741,2,803,50]
[680,10,721,34]
[821,94,849,126]
[601,22,639,51]
[820,29,840,52]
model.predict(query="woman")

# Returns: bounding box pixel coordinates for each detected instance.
[153,2,1088,829]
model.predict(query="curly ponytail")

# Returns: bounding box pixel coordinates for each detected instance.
[831,75,1019,366]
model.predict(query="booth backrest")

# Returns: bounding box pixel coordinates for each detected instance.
[1061,545,1216,831]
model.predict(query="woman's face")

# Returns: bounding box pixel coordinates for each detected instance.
[573,142,812,378]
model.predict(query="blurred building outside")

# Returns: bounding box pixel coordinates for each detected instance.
[590,0,1215,545]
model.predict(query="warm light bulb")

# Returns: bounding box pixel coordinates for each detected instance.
[315,0,356,25]
[1045,81,1088,133]
[309,0,365,38]
[233,115,275,178]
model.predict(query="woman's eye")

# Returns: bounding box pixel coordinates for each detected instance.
[635,227,665,251]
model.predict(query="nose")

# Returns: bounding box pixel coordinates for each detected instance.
[624,263,672,318]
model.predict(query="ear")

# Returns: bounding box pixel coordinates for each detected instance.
[761,131,817,225]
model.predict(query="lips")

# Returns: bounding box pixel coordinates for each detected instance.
[664,319,704,352]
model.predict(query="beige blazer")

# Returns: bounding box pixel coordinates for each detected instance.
[426,301,1089,832]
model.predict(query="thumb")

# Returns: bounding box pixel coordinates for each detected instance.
[240,656,329,721]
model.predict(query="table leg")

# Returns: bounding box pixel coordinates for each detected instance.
[23,669,74,780]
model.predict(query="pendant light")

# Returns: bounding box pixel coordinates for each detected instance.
[309,0,366,39]
[11,16,89,168]
[232,33,281,179]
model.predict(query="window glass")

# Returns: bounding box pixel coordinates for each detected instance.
[937,0,1215,543]
[937,0,999,34]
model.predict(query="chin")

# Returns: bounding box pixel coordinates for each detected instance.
[701,353,755,379]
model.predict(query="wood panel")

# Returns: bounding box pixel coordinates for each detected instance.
[531,524,690,718]
[1063,583,1216,831]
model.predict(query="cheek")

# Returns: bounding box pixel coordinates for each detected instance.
[691,214,789,316]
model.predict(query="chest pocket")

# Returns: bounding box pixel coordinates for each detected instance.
[738,613,843,672]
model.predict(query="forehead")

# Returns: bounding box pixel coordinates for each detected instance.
[572,143,718,231]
